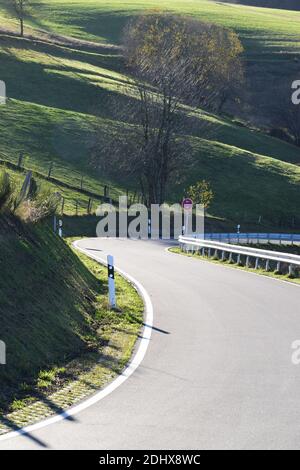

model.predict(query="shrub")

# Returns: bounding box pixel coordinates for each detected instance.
[0,170,13,211]
[268,128,292,144]
[16,187,61,223]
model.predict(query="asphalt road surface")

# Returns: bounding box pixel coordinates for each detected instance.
[1,238,300,450]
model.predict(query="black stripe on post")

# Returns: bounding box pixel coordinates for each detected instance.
[108,264,115,280]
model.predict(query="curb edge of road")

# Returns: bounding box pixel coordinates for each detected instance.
[0,240,154,443]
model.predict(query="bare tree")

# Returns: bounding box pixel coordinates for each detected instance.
[93,15,244,205]
[11,0,29,37]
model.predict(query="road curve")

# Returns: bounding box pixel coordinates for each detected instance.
[1,238,300,450]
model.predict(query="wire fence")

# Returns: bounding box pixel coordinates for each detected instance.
[0,151,143,215]
[2,152,299,226]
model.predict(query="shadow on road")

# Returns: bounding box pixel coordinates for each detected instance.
[0,415,48,448]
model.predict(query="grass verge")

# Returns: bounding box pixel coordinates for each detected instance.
[0,224,143,435]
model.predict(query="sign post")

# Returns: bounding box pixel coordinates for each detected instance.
[107,255,116,308]
[182,198,193,236]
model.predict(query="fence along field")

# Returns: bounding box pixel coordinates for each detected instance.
[0,151,144,216]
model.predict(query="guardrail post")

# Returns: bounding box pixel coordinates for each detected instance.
[288,265,294,277]
[201,247,205,257]
[229,252,233,263]
[276,261,281,273]
[237,254,241,265]
[246,256,250,268]
[265,259,270,271]
[221,251,225,261]
[214,249,218,259]
[208,248,211,258]
[255,258,259,270]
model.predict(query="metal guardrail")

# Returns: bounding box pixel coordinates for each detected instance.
[203,233,300,244]
[178,235,300,275]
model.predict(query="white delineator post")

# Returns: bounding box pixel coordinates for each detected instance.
[0,340,6,365]
[107,255,116,308]
[0,80,6,106]
[58,219,63,238]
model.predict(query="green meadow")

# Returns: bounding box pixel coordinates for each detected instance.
[2,1,300,48]
[0,0,300,227]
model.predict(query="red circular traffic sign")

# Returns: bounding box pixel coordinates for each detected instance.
[182,198,193,210]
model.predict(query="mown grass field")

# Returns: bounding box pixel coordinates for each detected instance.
[0,1,300,228]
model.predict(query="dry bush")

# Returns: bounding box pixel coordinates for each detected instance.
[16,188,61,223]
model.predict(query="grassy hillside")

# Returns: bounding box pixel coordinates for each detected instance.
[186,138,300,225]
[2,1,300,46]
[0,214,143,415]
[221,1,300,11]
[0,1,300,228]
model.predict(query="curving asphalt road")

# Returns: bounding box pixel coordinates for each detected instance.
[1,238,300,450]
